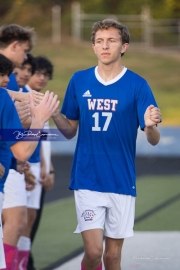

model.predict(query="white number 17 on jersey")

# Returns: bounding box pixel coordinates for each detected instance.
[92,112,112,131]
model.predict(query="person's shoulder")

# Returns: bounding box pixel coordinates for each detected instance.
[73,67,95,78]
[0,87,9,98]
[7,73,19,91]
[0,88,12,111]
[126,69,147,83]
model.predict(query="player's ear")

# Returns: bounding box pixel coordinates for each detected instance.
[92,44,96,54]
[10,41,19,52]
[121,43,129,54]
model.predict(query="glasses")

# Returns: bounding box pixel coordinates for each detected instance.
[35,71,50,79]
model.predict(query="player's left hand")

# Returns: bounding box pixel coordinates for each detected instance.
[24,169,36,191]
[0,163,5,178]
[32,90,44,105]
[30,91,60,124]
[18,88,44,104]
[42,172,55,191]
[40,166,48,185]
[16,160,31,174]
[15,100,31,120]
[144,105,162,127]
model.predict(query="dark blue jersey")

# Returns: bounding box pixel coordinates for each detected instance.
[7,74,19,91]
[0,88,23,192]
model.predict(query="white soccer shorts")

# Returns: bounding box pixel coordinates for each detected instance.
[3,169,26,209]
[26,162,42,209]
[74,190,135,239]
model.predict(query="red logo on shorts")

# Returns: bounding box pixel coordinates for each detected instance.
[81,210,96,221]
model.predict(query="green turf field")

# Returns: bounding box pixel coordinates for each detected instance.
[32,175,180,269]
[32,40,180,126]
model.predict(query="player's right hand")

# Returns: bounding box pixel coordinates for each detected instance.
[30,90,60,124]
[24,169,36,191]
[0,163,5,178]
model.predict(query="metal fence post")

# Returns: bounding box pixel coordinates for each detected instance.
[178,19,180,48]
[141,5,152,48]
[71,2,81,40]
[52,5,61,43]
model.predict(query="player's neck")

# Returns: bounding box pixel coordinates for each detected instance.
[0,49,9,60]
[97,62,124,82]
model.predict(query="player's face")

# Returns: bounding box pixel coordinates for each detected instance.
[0,73,9,88]
[28,69,50,92]
[92,27,129,66]
[12,41,30,68]
[15,64,32,87]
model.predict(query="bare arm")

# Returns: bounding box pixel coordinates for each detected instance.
[144,126,160,145]
[42,161,55,191]
[144,105,161,145]
[40,145,48,185]
[7,89,44,104]
[7,89,29,102]
[52,110,78,139]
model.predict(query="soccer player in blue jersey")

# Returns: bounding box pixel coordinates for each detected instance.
[15,56,54,270]
[0,24,43,103]
[0,89,59,270]
[0,25,59,269]
[52,19,161,270]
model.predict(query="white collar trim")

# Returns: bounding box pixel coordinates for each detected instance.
[25,84,32,92]
[95,66,127,86]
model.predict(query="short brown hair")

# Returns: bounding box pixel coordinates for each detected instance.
[91,18,130,56]
[0,24,36,51]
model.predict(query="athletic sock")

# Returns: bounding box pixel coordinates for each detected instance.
[96,262,102,270]
[16,236,31,270]
[81,262,86,270]
[81,262,102,270]
[2,243,18,270]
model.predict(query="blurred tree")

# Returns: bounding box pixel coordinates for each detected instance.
[173,1,180,17]
[103,0,122,14]
[0,0,14,18]
[0,0,179,40]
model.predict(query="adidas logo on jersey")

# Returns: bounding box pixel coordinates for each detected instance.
[83,90,92,97]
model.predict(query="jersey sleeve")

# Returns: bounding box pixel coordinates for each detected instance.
[136,80,158,130]
[61,75,79,120]
[1,89,23,147]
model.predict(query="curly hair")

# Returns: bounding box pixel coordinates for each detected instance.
[0,24,36,51]
[0,54,14,75]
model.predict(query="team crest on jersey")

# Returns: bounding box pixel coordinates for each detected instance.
[81,210,96,221]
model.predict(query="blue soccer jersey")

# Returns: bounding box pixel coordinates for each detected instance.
[7,73,19,91]
[61,67,158,196]
[0,88,23,192]
[28,141,41,163]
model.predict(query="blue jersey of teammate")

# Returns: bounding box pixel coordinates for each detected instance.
[7,73,19,91]
[0,88,23,192]
[7,74,29,93]
[28,141,41,163]
[61,67,158,196]
[20,86,29,93]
